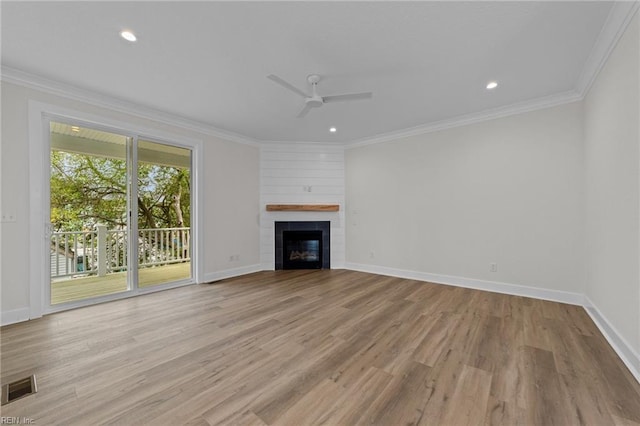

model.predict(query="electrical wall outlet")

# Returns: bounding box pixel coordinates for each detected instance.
[490,263,498,272]
[1,212,16,223]
[229,254,240,262]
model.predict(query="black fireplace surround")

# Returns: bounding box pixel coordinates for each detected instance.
[275,221,330,270]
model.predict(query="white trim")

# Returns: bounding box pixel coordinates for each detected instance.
[28,100,205,316]
[584,297,640,384]
[343,262,640,384]
[343,1,640,151]
[1,308,31,326]
[3,0,637,154]
[130,135,140,293]
[2,0,636,152]
[575,1,640,97]
[203,264,263,283]
[3,67,260,147]
[345,91,582,149]
[1,66,581,149]
[6,258,640,387]
[260,139,347,146]
[259,141,346,150]
[344,262,585,306]
[193,134,205,285]
[28,103,47,320]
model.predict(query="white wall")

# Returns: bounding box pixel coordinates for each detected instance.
[2,15,638,381]
[584,12,640,356]
[203,137,261,280]
[260,143,345,269]
[1,81,260,322]
[346,102,585,296]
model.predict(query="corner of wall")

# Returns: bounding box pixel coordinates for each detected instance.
[344,262,586,306]
[584,297,640,383]
[581,7,640,382]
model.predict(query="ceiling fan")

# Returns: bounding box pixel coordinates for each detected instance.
[267,74,373,118]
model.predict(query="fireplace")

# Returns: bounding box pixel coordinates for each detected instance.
[283,231,322,269]
[275,221,330,270]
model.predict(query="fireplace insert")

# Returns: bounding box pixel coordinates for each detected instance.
[282,231,322,269]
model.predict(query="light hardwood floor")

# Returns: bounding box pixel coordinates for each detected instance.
[2,270,639,425]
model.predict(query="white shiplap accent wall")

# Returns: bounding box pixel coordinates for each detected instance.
[260,143,346,269]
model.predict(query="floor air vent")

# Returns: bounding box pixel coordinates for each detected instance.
[1,374,37,405]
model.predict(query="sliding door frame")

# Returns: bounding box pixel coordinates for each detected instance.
[134,137,195,293]
[44,118,136,310]
[29,101,204,317]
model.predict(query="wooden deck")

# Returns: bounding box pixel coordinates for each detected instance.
[51,262,191,305]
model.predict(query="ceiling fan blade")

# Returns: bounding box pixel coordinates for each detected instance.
[297,104,313,118]
[267,74,309,98]
[322,92,373,103]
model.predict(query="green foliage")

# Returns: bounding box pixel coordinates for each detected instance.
[137,162,191,229]
[50,150,190,231]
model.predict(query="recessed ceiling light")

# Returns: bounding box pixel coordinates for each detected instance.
[486,81,498,90]
[329,127,337,133]
[120,30,137,42]
[70,126,80,132]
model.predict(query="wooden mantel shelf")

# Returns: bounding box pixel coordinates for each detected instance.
[266,204,340,212]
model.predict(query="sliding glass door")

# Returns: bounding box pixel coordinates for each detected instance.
[48,121,192,308]
[137,139,192,288]
[49,122,131,305]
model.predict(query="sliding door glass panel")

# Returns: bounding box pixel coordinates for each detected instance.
[49,122,131,304]
[137,140,192,288]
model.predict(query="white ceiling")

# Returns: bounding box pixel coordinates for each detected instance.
[0,1,622,143]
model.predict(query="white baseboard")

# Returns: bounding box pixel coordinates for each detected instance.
[203,264,263,283]
[344,262,640,384]
[583,297,640,383]
[4,263,639,386]
[344,262,585,306]
[1,307,31,326]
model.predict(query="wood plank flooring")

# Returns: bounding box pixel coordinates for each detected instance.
[2,270,639,425]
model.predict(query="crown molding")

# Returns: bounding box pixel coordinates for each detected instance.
[260,139,346,146]
[1,66,261,147]
[3,1,636,151]
[345,90,582,149]
[346,1,639,150]
[0,67,584,151]
[575,1,640,97]
[259,141,346,151]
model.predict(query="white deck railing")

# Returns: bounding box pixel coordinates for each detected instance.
[51,226,190,279]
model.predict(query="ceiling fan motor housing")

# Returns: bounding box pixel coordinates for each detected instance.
[306,74,324,107]
[306,97,324,107]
